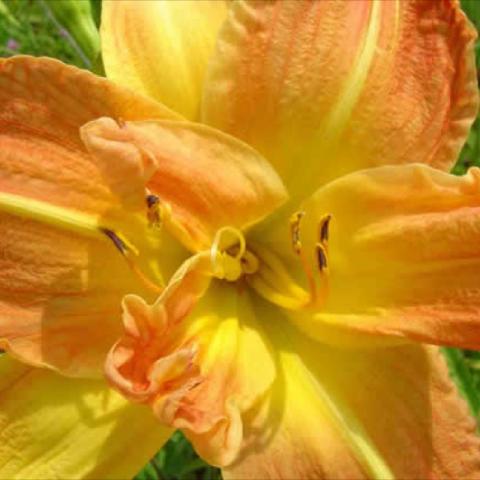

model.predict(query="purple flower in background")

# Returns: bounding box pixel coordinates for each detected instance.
[6,39,19,51]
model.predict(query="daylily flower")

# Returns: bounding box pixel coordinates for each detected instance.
[0,0,480,479]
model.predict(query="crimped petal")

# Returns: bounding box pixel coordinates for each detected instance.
[101,0,228,119]
[0,56,185,377]
[0,354,172,480]
[203,0,478,200]
[224,318,480,479]
[106,255,276,467]
[270,164,480,349]
[82,118,287,251]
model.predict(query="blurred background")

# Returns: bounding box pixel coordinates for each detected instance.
[0,0,479,479]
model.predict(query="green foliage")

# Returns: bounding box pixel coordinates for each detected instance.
[0,0,86,67]
[453,1,480,175]
[134,432,221,480]
[443,348,480,420]
[438,0,480,436]
[42,0,100,66]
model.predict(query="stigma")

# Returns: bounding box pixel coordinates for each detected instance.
[210,226,259,282]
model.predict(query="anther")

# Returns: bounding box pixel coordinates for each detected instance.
[289,211,305,255]
[100,228,138,256]
[100,227,162,294]
[289,210,317,302]
[146,194,162,229]
[146,194,159,209]
[319,214,332,245]
[315,243,328,272]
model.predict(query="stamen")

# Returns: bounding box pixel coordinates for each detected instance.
[145,194,162,229]
[315,243,328,272]
[99,228,139,256]
[146,194,159,209]
[100,228,130,255]
[0,191,163,294]
[319,214,332,245]
[314,215,333,305]
[289,211,305,255]
[100,228,162,294]
[289,210,317,302]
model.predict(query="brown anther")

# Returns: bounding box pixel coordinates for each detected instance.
[319,214,332,245]
[100,227,162,294]
[116,117,126,129]
[146,194,162,229]
[315,243,328,272]
[100,227,129,255]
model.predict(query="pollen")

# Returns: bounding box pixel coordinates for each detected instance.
[289,210,317,302]
[289,211,305,255]
[145,194,171,230]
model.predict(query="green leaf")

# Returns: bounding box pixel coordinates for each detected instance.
[0,0,20,27]
[443,348,480,420]
[41,0,100,67]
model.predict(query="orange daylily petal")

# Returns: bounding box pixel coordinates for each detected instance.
[203,0,478,200]
[272,164,480,349]
[0,56,185,377]
[106,255,276,467]
[82,118,287,251]
[101,0,228,120]
[224,318,480,479]
[0,354,173,479]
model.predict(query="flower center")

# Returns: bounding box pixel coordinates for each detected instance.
[207,210,332,311]
[209,226,259,282]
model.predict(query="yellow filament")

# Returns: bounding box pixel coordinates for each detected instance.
[124,255,163,294]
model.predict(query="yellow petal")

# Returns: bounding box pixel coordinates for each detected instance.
[0,56,185,377]
[224,316,480,479]
[82,118,287,251]
[274,164,480,349]
[106,255,276,467]
[0,354,172,479]
[101,0,228,119]
[203,0,478,200]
